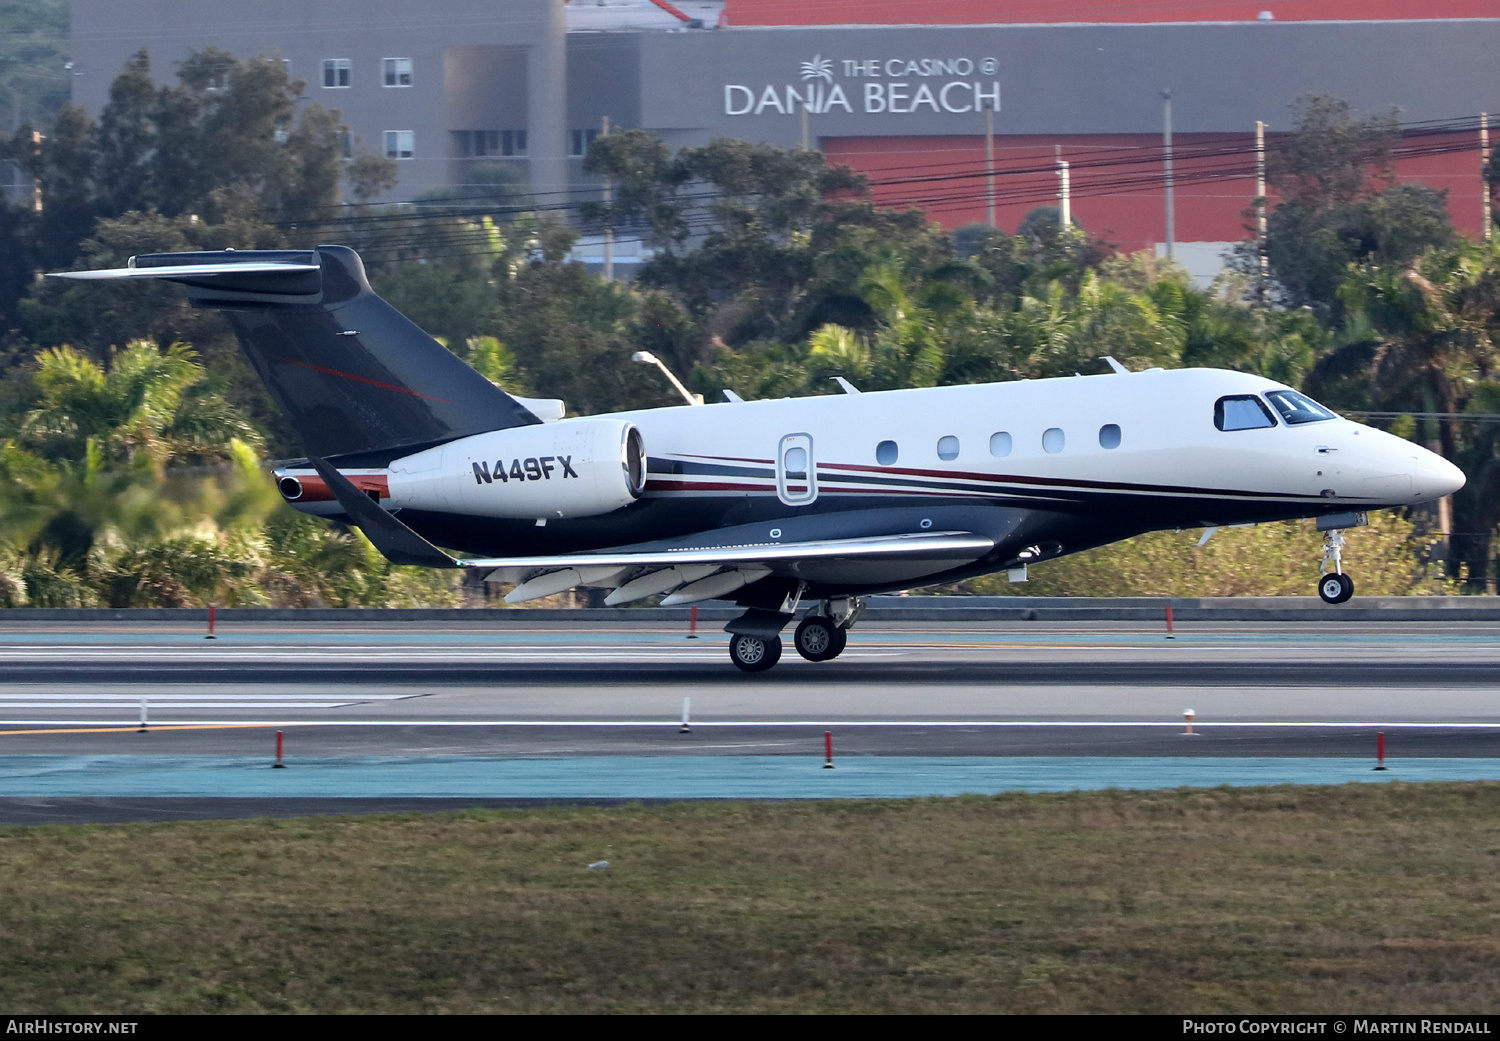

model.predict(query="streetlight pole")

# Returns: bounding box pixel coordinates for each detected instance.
[631,351,703,406]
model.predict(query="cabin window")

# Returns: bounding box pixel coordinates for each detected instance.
[1042,427,1065,454]
[989,431,1012,458]
[1099,423,1121,449]
[1215,395,1276,431]
[937,435,959,461]
[1265,389,1336,425]
[876,440,898,465]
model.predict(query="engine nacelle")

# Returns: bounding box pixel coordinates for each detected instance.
[387,418,645,519]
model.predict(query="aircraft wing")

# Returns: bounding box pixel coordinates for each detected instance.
[461,531,994,572]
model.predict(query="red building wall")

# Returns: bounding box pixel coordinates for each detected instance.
[821,130,1488,252]
[726,1,1500,26]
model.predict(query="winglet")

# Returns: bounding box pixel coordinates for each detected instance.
[307,457,458,568]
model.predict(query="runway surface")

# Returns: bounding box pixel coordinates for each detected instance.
[0,616,1495,821]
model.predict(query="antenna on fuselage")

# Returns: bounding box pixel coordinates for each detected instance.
[1102,356,1131,375]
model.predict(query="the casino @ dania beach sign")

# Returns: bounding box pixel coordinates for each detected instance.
[724,54,1001,116]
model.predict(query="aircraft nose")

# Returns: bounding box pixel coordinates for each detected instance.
[1415,448,1465,499]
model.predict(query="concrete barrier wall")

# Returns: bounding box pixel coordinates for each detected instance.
[5,595,1500,624]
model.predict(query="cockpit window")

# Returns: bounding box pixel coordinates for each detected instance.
[1265,389,1337,425]
[1215,395,1277,431]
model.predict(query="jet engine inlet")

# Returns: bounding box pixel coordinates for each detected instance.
[624,425,646,496]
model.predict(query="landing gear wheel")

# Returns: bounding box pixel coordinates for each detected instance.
[794,616,847,662]
[1318,572,1354,604]
[729,634,782,672]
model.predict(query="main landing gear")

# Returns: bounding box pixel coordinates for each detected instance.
[793,615,847,662]
[1317,524,1355,604]
[727,598,863,672]
[729,632,782,672]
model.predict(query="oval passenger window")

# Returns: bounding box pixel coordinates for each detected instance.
[1042,427,1065,454]
[989,431,1012,458]
[937,435,959,461]
[783,446,807,475]
[1099,424,1121,449]
[876,439,899,465]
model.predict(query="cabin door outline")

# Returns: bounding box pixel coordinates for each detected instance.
[776,432,817,506]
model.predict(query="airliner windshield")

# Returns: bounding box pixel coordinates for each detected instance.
[1265,390,1337,425]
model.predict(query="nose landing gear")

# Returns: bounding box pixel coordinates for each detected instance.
[1319,570,1354,604]
[1317,526,1355,604]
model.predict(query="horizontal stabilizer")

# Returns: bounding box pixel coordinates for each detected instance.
[49,251,323,305]
[308,457,457,569]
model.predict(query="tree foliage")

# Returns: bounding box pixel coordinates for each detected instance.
[1251,96,1454,320]
[0,54,1495,602]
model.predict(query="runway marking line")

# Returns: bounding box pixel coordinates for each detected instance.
[1,720,1498,730]
[0,724,276,736]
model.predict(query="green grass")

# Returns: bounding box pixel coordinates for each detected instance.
[2,783,1499,1013]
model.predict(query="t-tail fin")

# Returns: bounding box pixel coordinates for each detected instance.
[50,245,539,460]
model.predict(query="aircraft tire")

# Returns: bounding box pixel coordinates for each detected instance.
[730,634,782,672]
[1318,572,1354,604]
[793,616,845,662]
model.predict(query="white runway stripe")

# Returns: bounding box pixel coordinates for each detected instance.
[0,650,902,661]
[0,693,416,701]
[0,720,1497,728]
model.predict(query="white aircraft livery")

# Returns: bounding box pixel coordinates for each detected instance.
[54,246,1466,670]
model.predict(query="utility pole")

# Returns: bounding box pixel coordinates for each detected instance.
[1055,144,1070,230]
[601,115,613,282]
[30,129,41,213]
[1256,120,1269,302]
[985,107,995,228]
[1161,89,1174,260]
[1482,112,1492,242]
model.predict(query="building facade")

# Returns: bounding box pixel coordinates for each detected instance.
[70,1,1500,279]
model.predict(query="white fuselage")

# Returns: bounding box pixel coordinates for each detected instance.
[598,367,1461,519]
[276,368,1463,585]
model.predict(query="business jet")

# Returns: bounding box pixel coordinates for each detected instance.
[53,246,1466,671]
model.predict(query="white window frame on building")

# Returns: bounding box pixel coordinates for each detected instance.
[501,130,527,157]
[382,58,413,87]
[569,128,599,157]
[322,59,351,88]
[384,130,415,160]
